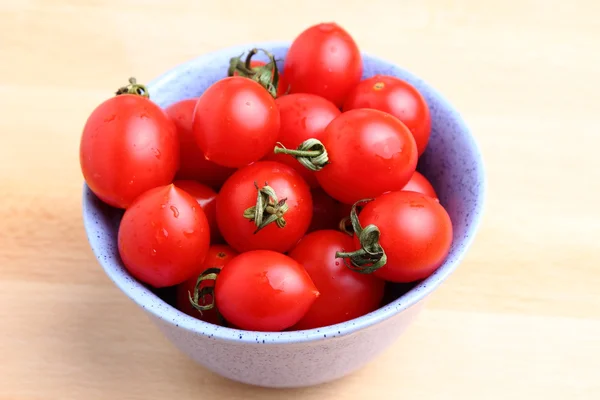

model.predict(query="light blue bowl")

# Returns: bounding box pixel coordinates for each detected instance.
[82,41,486,388]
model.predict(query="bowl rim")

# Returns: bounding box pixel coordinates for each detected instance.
[82,40,487,344]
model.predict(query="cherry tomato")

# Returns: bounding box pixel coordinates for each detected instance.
[192,77,280,168]
[343,75,431,156]
[175,244,237,324]
[264,93,340,188]
[216,161,313,253]
[308,188,342,233]
[165,99,235,188]
[214,250,319,331]
[402,171,438,200]
[118,184,210,288]
[173,180,221,243]
[283,22,363,107]
[352,191,453,283]
[80,92,179,209]
[316,109,418,205]
[288,230,385,330]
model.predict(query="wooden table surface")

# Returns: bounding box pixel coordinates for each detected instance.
[2,1,599,398]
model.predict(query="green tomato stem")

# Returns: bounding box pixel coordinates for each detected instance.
[243,182,289,233]
[228,48,281,98]
[273,138,329,172]
[115,77,149,98]
[188,267,221,313]
[335,199,387,274]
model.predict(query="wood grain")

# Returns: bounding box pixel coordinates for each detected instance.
[1,0,599,398]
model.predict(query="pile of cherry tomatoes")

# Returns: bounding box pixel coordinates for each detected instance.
[80,22,453,332]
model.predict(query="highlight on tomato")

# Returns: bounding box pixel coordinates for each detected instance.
[80,78,179,209]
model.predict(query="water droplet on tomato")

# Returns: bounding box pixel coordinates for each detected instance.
[183,229,195,238]
[170,206,179,218]
[245,101,251,106]
[161,204,166,209]
[129,180,134,185]
[335,261,340,266]
[104,114,116,122]
[162,228,169,237]
[151,148,161,159]
[151,248,157,256]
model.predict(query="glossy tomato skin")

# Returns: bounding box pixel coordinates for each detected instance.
[175,244,237,324]
[357,191,453,283]
[264,93,340,188]
[283,22,363,107]
[343,75,432,156]
[289,230,385,330]
[165,99,235,188]
[215,250,319,331]
[192,77,280,168]
[216,161,313,253]
[117,184,210,288]
[80,94,179,209]
[402,171,438,200]
[308,188,342,232]
[316,109,418,205]
[173,180,221,243]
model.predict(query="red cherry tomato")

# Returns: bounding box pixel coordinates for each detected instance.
[173,180,221,243]
[283,22,363,107]
[308,188,342,233]
[288,230,385,330]
[215,250,319,331]
[165,99,235,188]
[264,93,340,188]
[118,184,210,288]
[80,93,179,209]
[316,109,418,205]
[192,77,280,168]
[343,75,432,156]
[175,244,237,324]
[352,191,453,283]
[216,161,313,253]
[402,171,438,200]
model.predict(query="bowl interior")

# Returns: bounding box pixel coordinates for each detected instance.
[82,42,486,343]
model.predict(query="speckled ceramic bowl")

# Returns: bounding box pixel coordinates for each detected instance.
[82,41,486,388]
